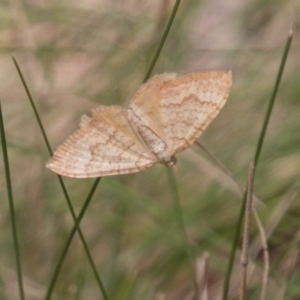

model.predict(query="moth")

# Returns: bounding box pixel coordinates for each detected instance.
[47,71,232,177]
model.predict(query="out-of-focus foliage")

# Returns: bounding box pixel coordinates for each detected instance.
[0,0,300,299]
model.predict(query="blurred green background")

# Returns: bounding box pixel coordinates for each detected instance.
[0,0,300,299]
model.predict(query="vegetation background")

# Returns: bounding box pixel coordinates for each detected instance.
[0,0,300,299]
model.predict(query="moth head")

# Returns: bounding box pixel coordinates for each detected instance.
[164,156,177,167]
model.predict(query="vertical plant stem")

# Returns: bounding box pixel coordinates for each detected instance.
[44,178,101,300]
[222,194,246,300]
[0,101,26,300]
[12,58,108,300]
[167,168,199,299]
[254,30,293,166]
[222,29,293,300]
[143,0,181,82]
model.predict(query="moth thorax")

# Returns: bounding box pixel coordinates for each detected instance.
[128,109,169,158]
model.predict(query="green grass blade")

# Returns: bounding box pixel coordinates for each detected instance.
[143,0,181,82]
[45,178,101,300]
[143,0,200,296]
[11,58,53,155]
[167,168,199,299]
[143,0,197,296]
[253,30,293,167]
[222,30,294,300]
[222,197,245,300]
[0,101,26,300]
[12,58,108,300]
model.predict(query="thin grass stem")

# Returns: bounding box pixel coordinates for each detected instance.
[166,168,199,299]
[195,141,263,206]
[195,141,270,299]
[222,29,293,300]
[0,101,26,300]
[143,0,181,82]
[254,30,293,167]
[12,58,108,300]
[44,178,101,300]
[142,0,198,296]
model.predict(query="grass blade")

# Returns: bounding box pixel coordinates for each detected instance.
[144,0,199,296]
[44,178,101,300]
[0,101,26,300]
[222,29,293,300]
[144,1,200,296]
[143,0,181,82]
[254,30,294,166]
[167,168,199,299]
[12,58,108,300]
